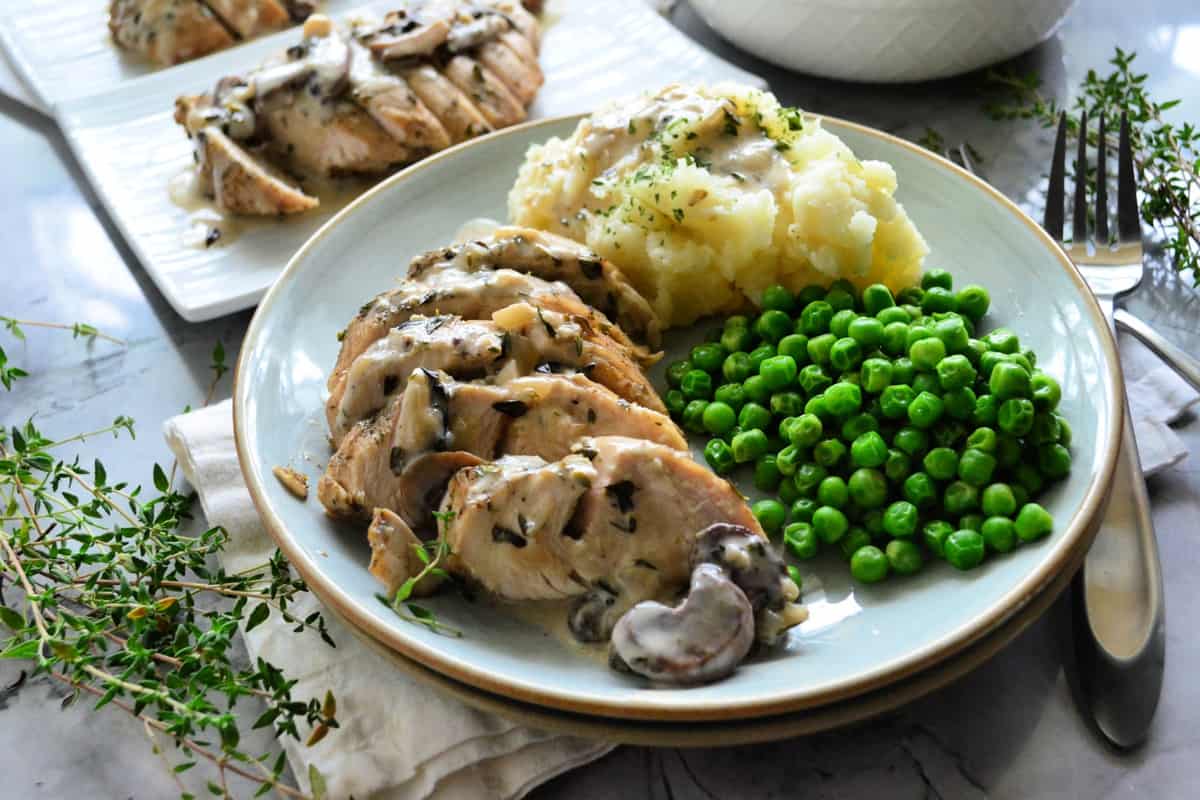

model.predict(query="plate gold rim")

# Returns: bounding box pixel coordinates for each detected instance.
[234,111,1124,722]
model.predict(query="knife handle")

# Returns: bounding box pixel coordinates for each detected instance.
[1115,308,1200,393]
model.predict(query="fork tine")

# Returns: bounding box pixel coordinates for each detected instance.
[1045,113,1068,240]
[1072,110,1089,245]
[1117,112,1140,242]
[1096,112,1109,244]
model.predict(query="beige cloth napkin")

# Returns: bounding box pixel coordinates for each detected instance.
[164,403,613,800]
[1120,334,1199,477]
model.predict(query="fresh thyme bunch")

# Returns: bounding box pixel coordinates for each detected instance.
[1,320,337,798]
[986,48,1199,283]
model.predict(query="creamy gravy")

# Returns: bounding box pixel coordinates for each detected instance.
[491,598,611,665]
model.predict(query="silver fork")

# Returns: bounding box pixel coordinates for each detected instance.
[1046,111,1165,749]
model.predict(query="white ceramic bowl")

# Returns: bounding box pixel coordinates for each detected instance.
[689,0,1076,83]
[235,114,1121,722]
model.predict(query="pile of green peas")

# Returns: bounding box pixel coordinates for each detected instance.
[662,270,1071,583]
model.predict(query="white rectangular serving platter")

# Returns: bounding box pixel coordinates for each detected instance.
[3,0,764,321]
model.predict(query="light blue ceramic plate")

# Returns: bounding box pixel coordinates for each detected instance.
[234,115,1122,722]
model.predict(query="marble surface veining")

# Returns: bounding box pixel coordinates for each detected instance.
[1,0,1198,797]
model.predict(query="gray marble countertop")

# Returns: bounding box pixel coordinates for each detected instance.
[2,1,1198,797]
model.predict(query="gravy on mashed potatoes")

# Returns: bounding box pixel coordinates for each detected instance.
[508,83,929,326]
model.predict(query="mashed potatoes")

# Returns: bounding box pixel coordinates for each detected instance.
[507,84,928,327]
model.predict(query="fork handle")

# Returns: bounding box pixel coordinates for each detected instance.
[1114,308,1200,393]
[1070,298,1166,748]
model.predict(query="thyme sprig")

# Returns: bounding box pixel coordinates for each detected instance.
[2,323,338,798]
[378,510,461,637]
[986,48,1199,282]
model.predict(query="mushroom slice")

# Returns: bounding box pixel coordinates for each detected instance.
[362,16,451,60]
[611,564,755,684]
[691,522,807,645]
[367,508,447,596]
[392,451,485,536]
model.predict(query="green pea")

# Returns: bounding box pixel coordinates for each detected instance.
[761,284,796,313]
[722,351,753,383]
[862,284,896,315]
[840,413,879,442]
[771,391,806,417]
[731,428,769,462]
[793,463,828,496]
[989,361,1031,401]
[737,402,771,431]
[959,513,985,532]
[798,363,833,395]
[755,310,793,343]
[797,285,827,306]
[886,539,924,575]
[777,333,810,365]
[748,343,777,372]
[882,501,919,538]
[983,327,1020,354]
[893,426,929,456]
[964,337,989,367]
[957,448,997,487]
[907,391,945,429]
[897,286,925,306]
[824,382,863,417]
[979,350,1008,379]
[720,323,755,354]
[973,394,999,426]
[903,472,938,510]
[848,468,888,509]
[681,369,713,400]
[861,509,885,537]
[759,355,798,391]
[942,386,977,421]
[807,333,837,366]
[1031,412,1061,445]
[813,438,848,469]
[845,316,883,349]
[778,476,801,505]
[901,303,924,321]
[826,287,856,312]
[881,321,910,356]
[923,520,954,557]
[997,398,1035,436]
[909,337,947,372]
[890,357,915,386]
[784,522,819,559]
[1014,463,1045,496]
[791,498,818,523]
[945,530,986,570]
[1006,352,1034,374]
[789,413,824,447]
[804,394,831,420]
[1038,443,1072,480]
[813,506,849,543]
[799,301,835,335]
[818,476,850,508]
[713,383,746,410]
[920,447,957,480]
[743,374,772,404]
[840,527,873,560]
[1055,413,1073,447]
[681,400,708,432]
[934,354,976,391]
[932,420,967,448]
[859,357,893,393]
[981,516,1016,553]
[906,325,936,352]
[829,337,863,371]
[838,370,863,387]
[921,269,953,291]
[665,389,687,417]
[703,438,735,474]
[1011,483,1029,508]
[776,444,806,477]
[932,316,970,355]
[701,401,736,435]
[1031,372,1062,411]
[884,448,913,484]
[665,359,692,387]
[753,454,783,492]
[848,431,888,468]
[944,480,980,516]
[880,385,916,419]
[830,309,858,339]
[850,545,889,582]
[912,373,940,395]
[691,343,725,373]
[956,285,990,321]
[921,286,958,314]
[965,426,997,453]
[752,498,788,535]
[981,483,1017,517]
